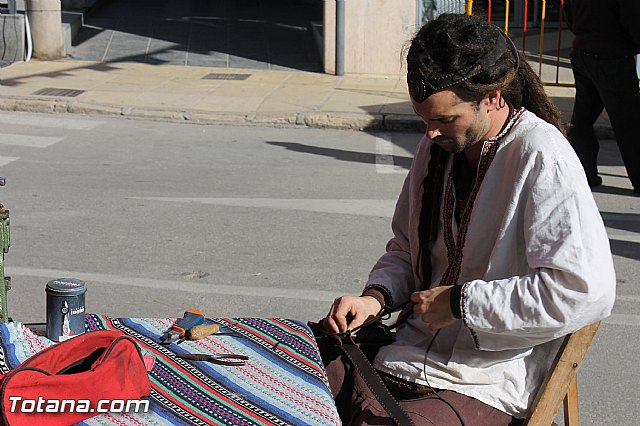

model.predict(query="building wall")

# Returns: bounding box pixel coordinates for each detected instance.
[323,0,418,76]
[0,14,25,63]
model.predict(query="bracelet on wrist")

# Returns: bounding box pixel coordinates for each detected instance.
[449,284,463,320]
[361,289,386,311]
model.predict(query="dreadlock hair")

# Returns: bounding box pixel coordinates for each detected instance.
[407,13,565,137]
[409,13,566,286]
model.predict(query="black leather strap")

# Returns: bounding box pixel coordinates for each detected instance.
[332,332,415,426]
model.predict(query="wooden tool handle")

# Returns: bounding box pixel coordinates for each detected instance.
[187,324,221,341]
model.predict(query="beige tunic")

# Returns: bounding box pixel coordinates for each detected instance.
[367,110,616,418]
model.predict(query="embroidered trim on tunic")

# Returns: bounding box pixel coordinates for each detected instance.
[439,107,525,345]
[439,107,525,288]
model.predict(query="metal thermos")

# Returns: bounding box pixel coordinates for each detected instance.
[45,278,86,342]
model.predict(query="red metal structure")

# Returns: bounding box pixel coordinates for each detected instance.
[466,0,574,86]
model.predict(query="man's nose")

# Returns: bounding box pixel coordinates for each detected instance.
[426,126,441,140]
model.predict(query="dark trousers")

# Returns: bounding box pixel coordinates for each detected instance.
[569,49,640,191]
[318,339,522,426]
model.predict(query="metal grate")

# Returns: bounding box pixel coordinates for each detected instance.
[32,88,86,97]
[202,73,251,81]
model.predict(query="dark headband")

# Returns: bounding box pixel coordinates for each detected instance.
[407,29,519,103]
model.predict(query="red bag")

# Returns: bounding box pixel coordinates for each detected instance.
[0,330,152,425]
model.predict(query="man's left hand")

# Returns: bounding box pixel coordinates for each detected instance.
[411,286,457,331]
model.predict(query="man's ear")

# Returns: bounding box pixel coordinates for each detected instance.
[485,90,502,111]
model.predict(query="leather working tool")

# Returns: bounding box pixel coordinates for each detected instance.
[159,310,205,344]
[176,353,249,366]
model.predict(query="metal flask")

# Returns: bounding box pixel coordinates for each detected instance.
[45,278,86,342]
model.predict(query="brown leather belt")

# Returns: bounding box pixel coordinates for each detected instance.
[376,369,437,400]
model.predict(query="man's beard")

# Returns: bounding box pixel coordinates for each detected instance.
[434,135,474,154]
[438,121,486,153]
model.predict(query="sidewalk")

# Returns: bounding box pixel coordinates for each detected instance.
[0,0,614,134]
[0,58,614,135]
[0,59,418,130]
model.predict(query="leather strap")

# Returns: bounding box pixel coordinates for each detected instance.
[331,332,416,426]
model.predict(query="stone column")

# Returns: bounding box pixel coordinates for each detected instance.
[323,0,417,76]
[26,0,63,60]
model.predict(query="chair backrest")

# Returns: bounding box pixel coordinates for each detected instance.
[525,321,601,426]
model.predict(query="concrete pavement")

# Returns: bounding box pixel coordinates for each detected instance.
[0,0,613,134]
[0,59,418,130]
[0,58,613,135]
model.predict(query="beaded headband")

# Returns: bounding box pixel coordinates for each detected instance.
[407,29,519,103]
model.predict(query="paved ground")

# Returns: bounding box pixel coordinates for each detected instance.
[0,59,421,131]
[0,0,616,134]
[0,112,637,426]
[68,0,324,72]
[0,3,638,423]
[0,57,614,138]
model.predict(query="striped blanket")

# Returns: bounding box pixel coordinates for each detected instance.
[0,315,341,426]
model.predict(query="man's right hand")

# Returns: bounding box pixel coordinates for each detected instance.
[323,295,383,333]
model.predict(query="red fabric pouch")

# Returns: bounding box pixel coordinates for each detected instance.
[0,330,152,426]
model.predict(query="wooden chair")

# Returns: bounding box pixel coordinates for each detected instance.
[525,321,601,426]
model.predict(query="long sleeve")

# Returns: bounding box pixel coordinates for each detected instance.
[461,127,616,351]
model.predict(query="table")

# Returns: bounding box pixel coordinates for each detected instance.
[0,315,341,426]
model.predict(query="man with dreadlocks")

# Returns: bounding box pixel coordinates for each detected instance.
[319,13,616,425]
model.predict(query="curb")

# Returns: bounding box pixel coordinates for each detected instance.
[0,96,614,137]
[0,96,428,132]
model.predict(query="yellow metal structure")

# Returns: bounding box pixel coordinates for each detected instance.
[462,0,573,86]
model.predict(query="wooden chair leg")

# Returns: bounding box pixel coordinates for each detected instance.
[525,322,600,426]
[563,376,580,426]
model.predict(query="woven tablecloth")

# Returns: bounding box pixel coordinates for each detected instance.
[0,314,341,426]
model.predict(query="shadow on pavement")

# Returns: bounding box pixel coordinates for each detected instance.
[0,61,124,87]
[591,186,638,197]
[69,0,324,72]
[608,239,640,262]
[602,212,640,235]
[265,141,414,171]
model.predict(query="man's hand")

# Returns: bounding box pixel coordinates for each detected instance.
[323,295,382,333]
[411,286,457,331]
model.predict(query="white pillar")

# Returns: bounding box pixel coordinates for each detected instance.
[323,0,417,76]
[26,0,63,60]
